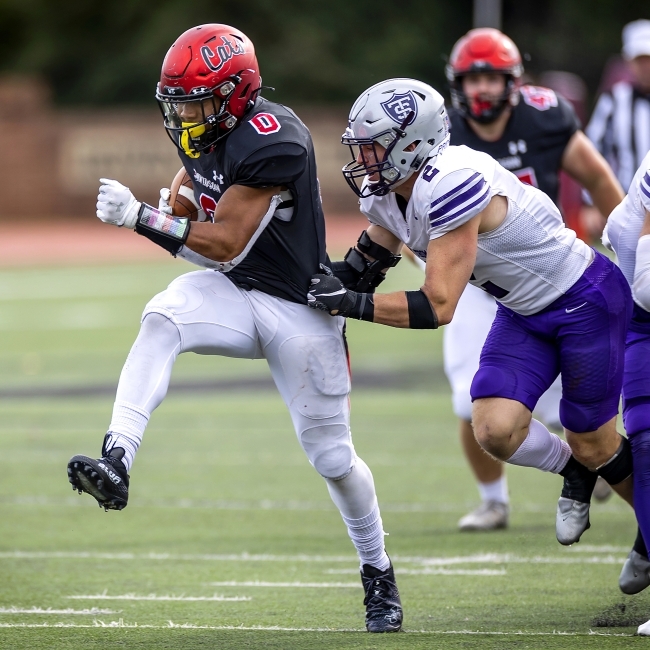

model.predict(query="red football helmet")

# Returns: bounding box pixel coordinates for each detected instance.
[446,28,523,124]
[156,24,261,157]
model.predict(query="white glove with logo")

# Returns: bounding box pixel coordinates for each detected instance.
[158,187,173,215]
[96,178,141,228]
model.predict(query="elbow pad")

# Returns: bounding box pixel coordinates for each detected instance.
[332,230,401,292]
[633,235,650,311]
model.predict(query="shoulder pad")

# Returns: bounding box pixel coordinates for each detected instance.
[428,168,490,230]
[519,85,558,111]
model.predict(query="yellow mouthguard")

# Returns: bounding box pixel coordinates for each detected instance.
[180,122,206,158]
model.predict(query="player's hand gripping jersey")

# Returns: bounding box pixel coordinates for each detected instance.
[178,97,327,305]
[361,145,593,315]
[449,86,580,203]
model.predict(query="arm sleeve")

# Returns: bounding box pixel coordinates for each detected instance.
[234,142,308,187]
[427,168,491,239]
[633,234,650,311]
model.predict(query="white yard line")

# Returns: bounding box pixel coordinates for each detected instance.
[326,568,507,576]
[66,594,250,602]
[0,607,118,615]
[0,550,626,566]
[207,581,360,588]
[565,545,629,553]
[0,494,632,513]
[0,621,632,636]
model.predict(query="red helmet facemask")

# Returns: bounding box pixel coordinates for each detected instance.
[446,28,523,124]
[156,24,262,157]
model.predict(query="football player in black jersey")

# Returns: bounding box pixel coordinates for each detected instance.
[442,28,624,532]
[65,24,402,633]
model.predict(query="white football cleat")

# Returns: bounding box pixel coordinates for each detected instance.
[620,550,650,595]
[556,497,590,545]
[458,501,509,532]
[638,618,650,636]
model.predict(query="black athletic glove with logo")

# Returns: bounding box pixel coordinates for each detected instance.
[307,265,374,321]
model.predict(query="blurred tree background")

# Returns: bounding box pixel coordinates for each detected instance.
[0,0,647,107]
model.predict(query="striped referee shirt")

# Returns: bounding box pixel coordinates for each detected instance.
[586,81,650,191]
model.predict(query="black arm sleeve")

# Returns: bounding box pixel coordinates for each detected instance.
[234,142,308,187]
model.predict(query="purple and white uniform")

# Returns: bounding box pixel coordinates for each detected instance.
[361,144,632,432]
[604,151,650,546]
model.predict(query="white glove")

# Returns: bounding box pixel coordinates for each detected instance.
[96,178,141,228]
[158,188,173,215]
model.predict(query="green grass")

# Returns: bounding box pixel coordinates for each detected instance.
[0,260,645,648]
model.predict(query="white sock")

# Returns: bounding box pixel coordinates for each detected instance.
[507,418,571,474]
[104,402,150,471]
[101,313,181,472]
[326,458,389,570]
[341,502,390,571]
[478,476,509,504]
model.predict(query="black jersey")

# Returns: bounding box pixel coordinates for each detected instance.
[449,85,581,204]
[179,97,327,305]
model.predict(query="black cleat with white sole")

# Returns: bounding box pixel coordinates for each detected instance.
[67,453,129,511]
[361,563,403,633]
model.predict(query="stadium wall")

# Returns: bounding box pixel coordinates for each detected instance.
[0,77,358,219]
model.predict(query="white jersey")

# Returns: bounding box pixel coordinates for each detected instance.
[361,145,593,316]
[603,150,650,287]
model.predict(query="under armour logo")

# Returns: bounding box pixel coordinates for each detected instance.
[212,171,224,184]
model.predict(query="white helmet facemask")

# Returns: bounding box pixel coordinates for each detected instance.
[342,78,450,198]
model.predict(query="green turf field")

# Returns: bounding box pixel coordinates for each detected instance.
[0,259,646,648]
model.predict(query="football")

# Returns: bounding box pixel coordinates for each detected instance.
[169,167,200,220]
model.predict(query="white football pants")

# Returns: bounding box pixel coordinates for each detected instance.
[444,283,562,429]
[109,269,381,522]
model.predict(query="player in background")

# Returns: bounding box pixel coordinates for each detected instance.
[442,28,624,531]
[309,78,634,547]
[600,152,650,602]
[65,24,402,633]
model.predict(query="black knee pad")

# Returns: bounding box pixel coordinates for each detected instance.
[597,435,632,485]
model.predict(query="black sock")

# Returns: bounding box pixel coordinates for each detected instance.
[559,456,597,503]
[634,528,648,558]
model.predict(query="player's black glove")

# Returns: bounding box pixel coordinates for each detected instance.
[307,265,374,321]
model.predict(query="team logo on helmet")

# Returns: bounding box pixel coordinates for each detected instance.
[200,36,246,73]
[380,92,418,125]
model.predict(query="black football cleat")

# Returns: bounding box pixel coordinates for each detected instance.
[67,453,129,511]
[360,562,403,633]
[556,456,598,545]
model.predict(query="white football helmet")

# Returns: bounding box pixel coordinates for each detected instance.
[342,78,450,197]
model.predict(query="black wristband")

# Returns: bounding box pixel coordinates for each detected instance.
[405,290,438,329]
[343,291,374,322]
[134,203,191,256]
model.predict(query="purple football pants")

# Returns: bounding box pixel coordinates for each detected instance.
[623,304,650,551]
[471,251,632,433]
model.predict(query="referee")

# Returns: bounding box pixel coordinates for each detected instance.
[587,20,650,192]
